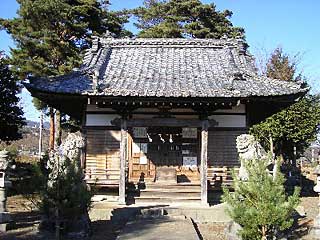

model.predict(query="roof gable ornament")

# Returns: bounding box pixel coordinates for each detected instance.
[92,69,100,93]
[233,71,246,81]
[235,38,247,54]
[103,30,114,39]
[91,36,101,52]
[221,34,228,40]
[224,71,246,91]
[223,80,234,91]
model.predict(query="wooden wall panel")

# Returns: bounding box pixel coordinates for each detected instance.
[208,130,246,167]
[85,129,121,183]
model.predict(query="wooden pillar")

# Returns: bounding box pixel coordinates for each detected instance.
[49,107,55,150]
[200,119,208,205]
[119,118,127,205]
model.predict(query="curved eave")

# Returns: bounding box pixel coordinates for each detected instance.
[25,83,87,120]
[25,79,307,118]
[85,91,307,103]
[25,80,307,102]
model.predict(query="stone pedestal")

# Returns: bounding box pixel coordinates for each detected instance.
[0,212,12,232]
[0,188,6,212]
[311,166,320,239]
[0,188,12,231]
[0,149,12,232]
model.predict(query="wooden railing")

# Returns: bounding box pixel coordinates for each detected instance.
[84,166,240,188]
[207,166,239,189]
[84,168,120,186]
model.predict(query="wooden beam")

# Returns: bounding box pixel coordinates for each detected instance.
[112,118,218,128]
[200,119,208,205]
[119,118,127,205]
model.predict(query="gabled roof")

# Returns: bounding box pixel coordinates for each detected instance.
[26,37,307,99]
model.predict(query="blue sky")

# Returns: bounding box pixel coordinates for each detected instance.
[0,0,319,121]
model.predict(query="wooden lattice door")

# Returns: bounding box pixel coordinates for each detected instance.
[129,139,156,181]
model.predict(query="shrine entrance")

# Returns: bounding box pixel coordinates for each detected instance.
[129,126,200,183]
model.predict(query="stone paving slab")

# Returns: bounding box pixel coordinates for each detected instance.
[116,217,199,240]
[89,201,232,223]
[165,203,232,223]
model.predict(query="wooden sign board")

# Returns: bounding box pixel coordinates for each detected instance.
[183,157,197,166]
[182,128,197,138]
[133,127,147,138]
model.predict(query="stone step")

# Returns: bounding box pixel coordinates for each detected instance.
[89,208,113,221]
[140,183,201,190]
[133,196,201,204]
[138,191,201,198]
[130,182,202,205]
[140,188,201,193]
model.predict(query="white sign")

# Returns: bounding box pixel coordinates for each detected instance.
[140,156,148,164]
[140,143,148,153]
[132,142,148,154]
[183,157,197,166]
[132,142,141,154]
[133,127,148,138]
[182,128,197,138]
[182,150,190,155]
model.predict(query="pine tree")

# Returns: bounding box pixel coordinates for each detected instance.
[1,0,129,77]
[1,0,130,148]
[223,157,300,240]
[0,53,25,142]
[1,2,129,236]
[129,0,244,39]
[39,156,92,235]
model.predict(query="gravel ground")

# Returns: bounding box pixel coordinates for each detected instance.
[197,223,227,240]
[1,195,319,240]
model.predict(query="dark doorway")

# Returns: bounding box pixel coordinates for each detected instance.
[129,127,200,183]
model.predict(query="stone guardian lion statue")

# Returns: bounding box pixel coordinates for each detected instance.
[236,134,267,180]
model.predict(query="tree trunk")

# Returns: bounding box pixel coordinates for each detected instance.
[269,135,278,181]
[273,158,278,181]
[55,207,60,240]
[312,148,315,163]
[55,110,62,148]
[261,226,267,240]
[269,134,274,157]
[38,111,43,160]
[49,107,55,150]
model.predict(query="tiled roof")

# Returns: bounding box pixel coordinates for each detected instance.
[26,37,307,98]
